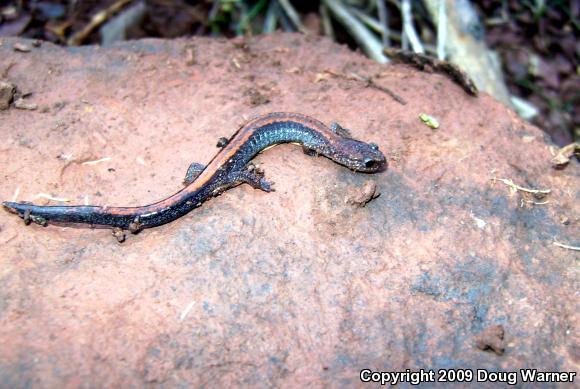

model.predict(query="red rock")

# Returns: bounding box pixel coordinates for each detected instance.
[0,34,578,387]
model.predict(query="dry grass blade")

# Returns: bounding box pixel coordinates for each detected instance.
[323,0,388,63]
[437,0,447,60]
[401,0,424,53]
[377,0,390,47]
[278,0,309,34]
[67,0,133,46]
[491,177,551,196]
[553,241,580,251]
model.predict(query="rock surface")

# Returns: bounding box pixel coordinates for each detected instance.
[0,34,578,387]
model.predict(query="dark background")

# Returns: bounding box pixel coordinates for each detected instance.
[1,0,578,145]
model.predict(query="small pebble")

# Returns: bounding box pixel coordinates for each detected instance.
[419,113,440,129]
[13,42,31,52]
[14,98,38,110]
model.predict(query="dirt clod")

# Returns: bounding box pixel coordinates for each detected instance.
[0,81,16,110]
[244,87,270,106]
[345,180,379,207]
[552,142,580,169]
[112,227,126,243]
[476,325,506,355]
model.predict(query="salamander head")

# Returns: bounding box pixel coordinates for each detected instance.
[330,139,387,172]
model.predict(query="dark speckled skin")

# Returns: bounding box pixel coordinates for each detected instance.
[3,113,386,232]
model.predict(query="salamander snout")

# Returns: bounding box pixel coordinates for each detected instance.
[363,143,384,169]
[363,157,380,170]
[361,148,387,172]
[336,139,387,173]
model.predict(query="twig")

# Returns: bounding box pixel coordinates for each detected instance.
[323,0,387,63]
[100,1,146,45]
[553,241,580,251]
[524,200,549,205]
[278,0,309,34]
[81,157,112,165]
[383,48,478,96]
[377,0,390,47]
[491,178,551,196]
[348,72,406,104]
[322,69,405,104]
[401,0,424,53]
[436,0,446,60]
[67,0,133,46]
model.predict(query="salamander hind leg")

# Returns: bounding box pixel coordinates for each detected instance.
[216,137,229,148]
[302,146,318,157]
[228,165,274,193]
[183,162,206,185]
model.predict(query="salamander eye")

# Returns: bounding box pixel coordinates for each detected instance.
[369,143,379,151]
[364,157,377,169]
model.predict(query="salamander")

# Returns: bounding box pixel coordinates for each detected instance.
[3,112,386,234]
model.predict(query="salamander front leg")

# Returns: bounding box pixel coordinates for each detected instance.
[183,162,206,185]
[329,121,352,138]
